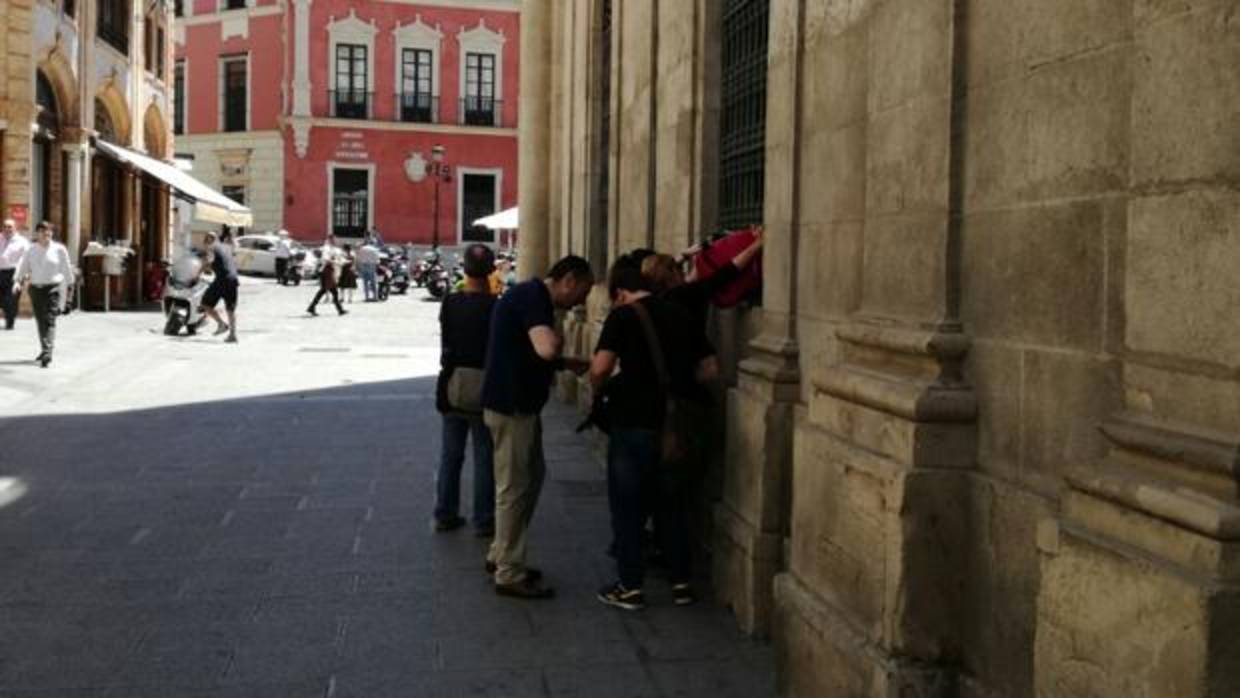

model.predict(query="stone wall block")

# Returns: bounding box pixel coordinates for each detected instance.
[865,96,950,217]
[1035,523,1214,698]
[859,211,949,323]
[801,125,866,226]
[868,0,952,114]
[1125,190,1240,369]
[1130,2,1240,187]
[963,49,1132,210]
[959,201,1107,351]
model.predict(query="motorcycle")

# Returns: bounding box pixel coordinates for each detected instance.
[162,253,212,336]
[412,250,440,288]
[375,255,394,301]
[386,247,411,294]
[425,261,452,300]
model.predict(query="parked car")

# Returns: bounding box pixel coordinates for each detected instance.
[233,234,281,276]
[234,234,317,279]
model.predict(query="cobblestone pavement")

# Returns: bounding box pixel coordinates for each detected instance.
[0,277,776,697]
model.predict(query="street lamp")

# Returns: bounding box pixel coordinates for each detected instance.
[404,145,452,250]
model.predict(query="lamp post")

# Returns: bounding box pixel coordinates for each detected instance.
[406,145,452,250]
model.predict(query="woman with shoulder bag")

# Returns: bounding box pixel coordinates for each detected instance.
[589,262,719,611]
[433,244,499,536]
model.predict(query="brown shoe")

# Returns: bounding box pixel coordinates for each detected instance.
[485,561,542,582]
[495,578,555,599]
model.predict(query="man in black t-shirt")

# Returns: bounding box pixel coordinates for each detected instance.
[481,255,594,599]
[199,231,240,343]
[589,263,718,611]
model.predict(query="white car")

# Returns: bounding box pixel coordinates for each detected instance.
[234,234,281,276]
[234,234,316,279]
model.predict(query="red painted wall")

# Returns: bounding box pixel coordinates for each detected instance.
[176,2,520,245]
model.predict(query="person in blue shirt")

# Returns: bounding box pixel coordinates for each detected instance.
[482,255,594,599]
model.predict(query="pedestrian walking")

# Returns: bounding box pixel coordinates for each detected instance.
[307,240,346,316]
[199,230,240,343]
[0,218,31,330]
[12,222,74,367]
[589,262,718,611]
[338,244,358,303]
[274,230,292,285]
[434,244,499,537]
[356,238,380,302]
[481,255,594,599]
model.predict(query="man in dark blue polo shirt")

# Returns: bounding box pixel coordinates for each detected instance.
[482,255,594,599]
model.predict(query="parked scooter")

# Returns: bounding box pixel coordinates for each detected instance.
[162,253,213,336]
[386,247,411,294]
[412,250,440,288]
[425,261,452,300]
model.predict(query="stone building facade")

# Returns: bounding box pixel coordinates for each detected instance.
[519,1,1240,696]
[1,0,176,307]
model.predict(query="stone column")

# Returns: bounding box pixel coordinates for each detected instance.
[772,1,977,694]
[63,142,85,261]
[1034,3,1240,695]
[712,0,803,638]
[517,0,552,278]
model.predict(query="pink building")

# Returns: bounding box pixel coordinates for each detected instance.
[174,0,519,246]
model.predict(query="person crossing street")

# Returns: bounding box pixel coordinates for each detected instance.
[12,222,74,367]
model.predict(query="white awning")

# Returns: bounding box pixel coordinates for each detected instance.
[472,206,518,230]
[94,140,253,227]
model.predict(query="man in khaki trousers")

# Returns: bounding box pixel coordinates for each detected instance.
[480,256,593,599]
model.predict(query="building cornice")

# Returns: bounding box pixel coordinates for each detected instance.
[179,4,284,28]
[303,117,516,139]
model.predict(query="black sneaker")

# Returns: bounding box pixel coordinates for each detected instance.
[597,582,645,611]
[434,516,466,532]
[671,583,696,606]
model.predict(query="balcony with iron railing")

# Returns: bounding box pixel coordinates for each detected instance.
[395,93,439,124]
[328,89,374,120]
[459,97,511,128]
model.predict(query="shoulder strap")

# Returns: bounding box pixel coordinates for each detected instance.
[631,301,670,391]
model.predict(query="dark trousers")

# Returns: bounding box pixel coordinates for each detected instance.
[434,413,496,528]
[0,269,18,328]
[607,429,661,590]
[275,258,289,283]
[28,284,60,358]
[308,286,344,314]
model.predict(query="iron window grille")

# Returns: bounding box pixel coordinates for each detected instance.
[332,170,369,238]
[222,58,247,132]
[718,0,768,231]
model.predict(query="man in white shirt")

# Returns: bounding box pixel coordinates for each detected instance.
[13,221,74,367]
[356,239,381,302]
[0,218,31,330]
[274,230,293,285]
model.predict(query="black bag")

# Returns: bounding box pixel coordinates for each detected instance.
[631,303,695,467]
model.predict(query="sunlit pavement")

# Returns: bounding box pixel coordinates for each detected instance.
[0,278,775,697]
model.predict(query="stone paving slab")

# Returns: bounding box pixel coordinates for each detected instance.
[0,279,775,697]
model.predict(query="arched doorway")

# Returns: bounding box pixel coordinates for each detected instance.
[139,104,172,294]
[32,72,60,229]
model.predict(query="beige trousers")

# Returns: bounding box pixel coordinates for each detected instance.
[484,410,546,585]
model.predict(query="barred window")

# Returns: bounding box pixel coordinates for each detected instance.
[718,0,768,231]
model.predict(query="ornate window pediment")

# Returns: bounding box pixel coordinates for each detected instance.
[327,9,378,45]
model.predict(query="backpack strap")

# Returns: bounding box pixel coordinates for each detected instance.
[631,301,670,392]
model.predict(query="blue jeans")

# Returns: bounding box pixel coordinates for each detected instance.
[435,413,495,528]
[360,263,377,300]
[607,429,661,590]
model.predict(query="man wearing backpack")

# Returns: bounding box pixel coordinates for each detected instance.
[589,262,718,611]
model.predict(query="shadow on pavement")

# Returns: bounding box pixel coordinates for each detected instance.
[0,379,775,697]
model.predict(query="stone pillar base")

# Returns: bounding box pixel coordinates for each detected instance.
[713,499,783,637]
[1035,414,1240,698]
[774,572,957,698]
